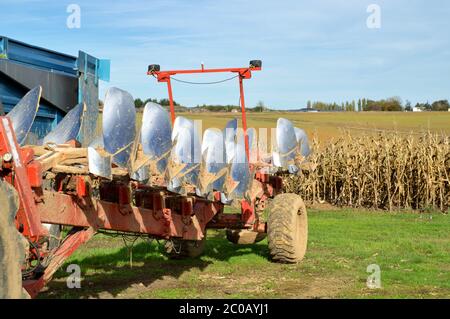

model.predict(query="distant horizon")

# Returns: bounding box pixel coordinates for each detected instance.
[124,96,448,111]
[1,0,449,109]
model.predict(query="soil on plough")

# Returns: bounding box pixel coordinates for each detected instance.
[285,132,450,212]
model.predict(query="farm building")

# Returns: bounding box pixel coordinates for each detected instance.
[0,36,109,145]
[289,108,319,112]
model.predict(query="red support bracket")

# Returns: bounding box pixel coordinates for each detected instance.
[23,227,95,298]
[0,117,46,240]
[148,62,261,163]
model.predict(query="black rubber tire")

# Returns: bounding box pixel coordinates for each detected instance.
[226,229,266,245]
[267,193,308,263]
[0,180,26,298]
[165,235,206,259]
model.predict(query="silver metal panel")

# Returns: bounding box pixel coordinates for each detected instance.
[102,87,136,167]
[223,118,237,164]
[6,86,41,145]
[294,127,311,158]
[0,59,78,114]
[78,73,99,146]
[274,118,297,168]
[228,129,252,199]
[272,150,282,167]
[87,136,112,179]
[42,103,85,145]
[141,101,172,174]
[241,127,257,163]
[131,165,150,183]
[197,128,227,196]
[167,116,201,194]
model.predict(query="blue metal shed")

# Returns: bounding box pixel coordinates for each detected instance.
[0,36,110,145]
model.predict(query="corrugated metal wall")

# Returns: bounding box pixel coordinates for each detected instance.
[0,36,108,144]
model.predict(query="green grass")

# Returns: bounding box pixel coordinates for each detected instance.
[39,210,450,299]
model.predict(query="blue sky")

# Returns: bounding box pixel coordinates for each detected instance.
[1,0,449,109]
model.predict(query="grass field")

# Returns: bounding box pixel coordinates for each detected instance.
[100,110,449,144]
[59,111,449,299]
[143,111,450,142]
[40,209,450,299]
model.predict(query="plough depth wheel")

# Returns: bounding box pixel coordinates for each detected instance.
[165,236,206,259]
[267,193,308,263]
[226,229,266,245]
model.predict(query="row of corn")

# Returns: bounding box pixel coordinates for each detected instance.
[284,131,450,212]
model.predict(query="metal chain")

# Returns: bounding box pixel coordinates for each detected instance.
[171,74,239,85]
[151,71,239,85]
[122,235,138,268]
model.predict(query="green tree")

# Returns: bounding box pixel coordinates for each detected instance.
[158,98,179,106]
[405,100,412,112]
[134,98,144,108]
[364,97,402,111]
[431,100,450,111]
[362,98,367,111]
[254,101,266,112]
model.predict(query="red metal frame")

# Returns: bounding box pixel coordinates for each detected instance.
[23,228,94,298]
[36,190,222,241]
[148,63,261,162]
[0,62,281,297]
[0,117,47,240]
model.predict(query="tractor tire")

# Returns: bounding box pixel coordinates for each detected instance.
[267,193,308,263]
[165,235,206,259]
[226,229,266,245]
[0,180,26,298]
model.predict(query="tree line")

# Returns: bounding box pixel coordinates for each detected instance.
[406,100,450,112]
[134,98,180,108]
[133,99,269,112]
[307,98,449,112]
[131,97,449,112]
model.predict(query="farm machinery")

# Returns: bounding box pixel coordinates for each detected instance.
[0,60,310,298]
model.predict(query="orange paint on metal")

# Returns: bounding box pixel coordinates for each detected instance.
[26,161,42,188]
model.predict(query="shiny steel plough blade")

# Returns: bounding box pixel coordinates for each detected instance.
[42,103,86,145]
[246,127,258,163]
[130,102,171,182]
[128,130,148,182]
[272,118,311,174]
[294,127,311,158]
[6,86,42,145]
[167,116,201,194]
[140,101,172,174]
[196,128,227,197]
[219,120,257,203]
[88,137,112,180]
[130,165,150,183]
[88,87,135,179]
[273,118,298,173]
[224,118,237,164]
[102,87,136,167]
[225,129,253,201]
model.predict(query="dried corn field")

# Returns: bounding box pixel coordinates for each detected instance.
[284,132,450,212]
